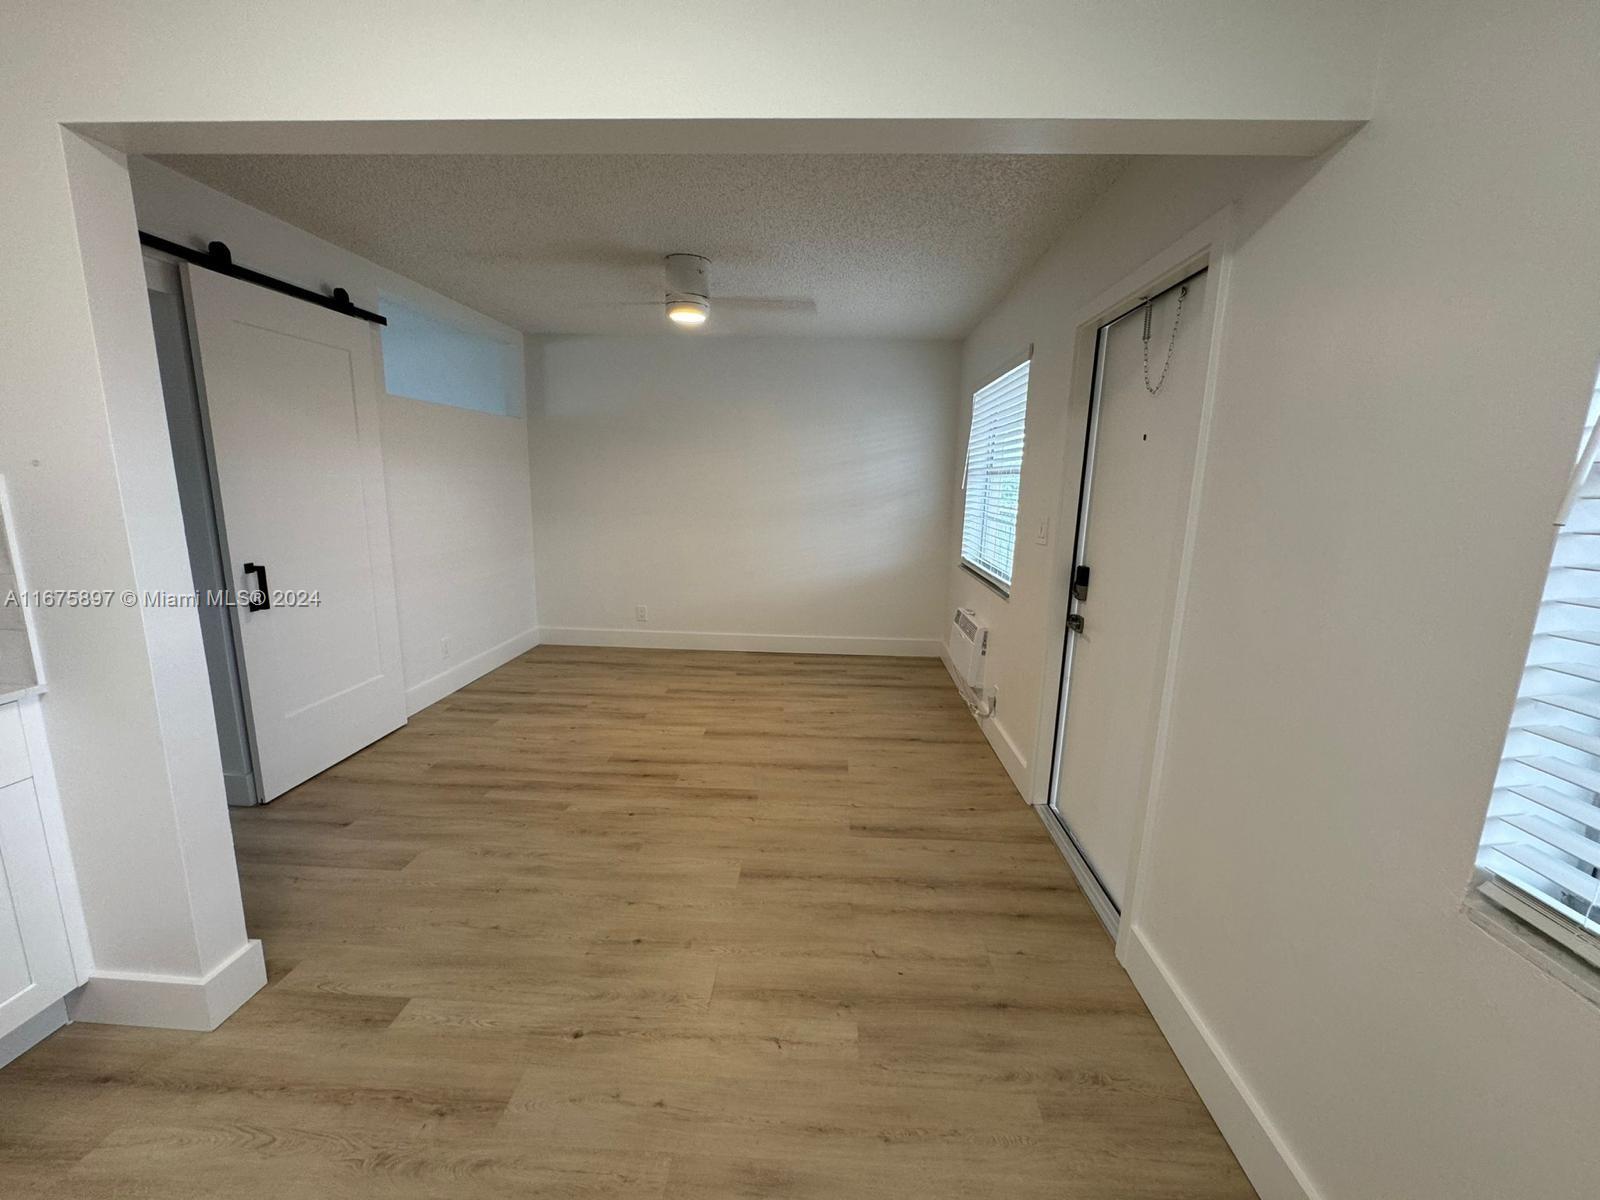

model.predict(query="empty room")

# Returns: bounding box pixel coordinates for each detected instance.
[2,3,1598,1198]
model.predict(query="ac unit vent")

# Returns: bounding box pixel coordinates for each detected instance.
[954,608,979,642]
[949,607,988,693]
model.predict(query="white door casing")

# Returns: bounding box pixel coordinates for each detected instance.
[1050,270,1212,909]
[184,267,406,801]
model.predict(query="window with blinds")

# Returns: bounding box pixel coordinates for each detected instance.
[960,358,1031,593]
[1478,378,1600,967]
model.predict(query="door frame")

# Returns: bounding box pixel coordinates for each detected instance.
[1026,207,1239,937]
[144,252,262,806]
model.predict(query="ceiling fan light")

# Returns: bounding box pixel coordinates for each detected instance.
[666,299,708,328]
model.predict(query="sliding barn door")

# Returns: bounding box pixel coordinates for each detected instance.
[184,267,406,801]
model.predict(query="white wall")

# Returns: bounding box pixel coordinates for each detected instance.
[530,336,957,654]
[1132,4,1600,1195]
[57,137,257,992]
[28,2,1383,130]
[948,2,1600,1197]
[948,155,1310,786]
[382,396,540,710]
[129,159,541,715]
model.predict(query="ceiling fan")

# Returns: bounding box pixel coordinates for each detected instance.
[590,253,817,331]
[663,253,713,327]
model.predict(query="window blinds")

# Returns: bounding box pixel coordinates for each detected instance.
[961,359,1031,591]
[1478,383,1600,960]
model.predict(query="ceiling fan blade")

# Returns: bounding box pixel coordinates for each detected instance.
[715,297,818,314]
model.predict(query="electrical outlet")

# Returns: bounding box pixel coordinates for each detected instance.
[635,605,648,623]
[440,636,451,659]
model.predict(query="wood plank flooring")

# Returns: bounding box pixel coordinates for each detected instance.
[0,646,1254,1198]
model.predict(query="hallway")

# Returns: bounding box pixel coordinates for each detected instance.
[0,647,1249,1198]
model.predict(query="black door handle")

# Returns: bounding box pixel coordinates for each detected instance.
[1072,564,1091,601]
[243,562,271,612]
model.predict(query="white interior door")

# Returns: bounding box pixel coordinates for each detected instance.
[184,267,406,801]
[1048,269,1211,910]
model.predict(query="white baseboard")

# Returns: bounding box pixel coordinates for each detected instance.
[1119,924,1319,1200]
[538,626,940,657]
[405,626,542,715]
[937,646,1029,797]
[0,999,68,1068]
[985,715,1029,795]
[67,938,266,1032]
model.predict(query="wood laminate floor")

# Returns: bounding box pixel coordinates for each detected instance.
[0,647,1253,1198]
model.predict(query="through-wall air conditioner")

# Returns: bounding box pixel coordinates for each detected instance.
[949,607,988,694]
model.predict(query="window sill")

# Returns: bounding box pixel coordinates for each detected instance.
[959,561,1011,600]
[1466,882,1600,1011]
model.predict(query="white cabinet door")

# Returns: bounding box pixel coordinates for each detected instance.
[185,267,407,800]
[0,776,76,1038]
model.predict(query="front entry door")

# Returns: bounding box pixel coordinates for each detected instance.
[1048,269,1211,911]
[185,267,407,801]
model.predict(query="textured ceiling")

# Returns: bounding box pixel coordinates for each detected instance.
[155,154,1129,338]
